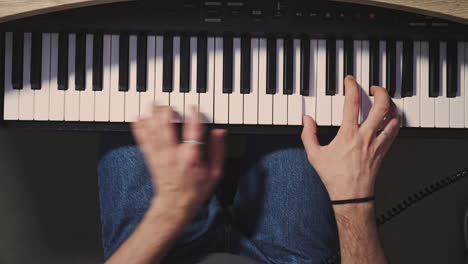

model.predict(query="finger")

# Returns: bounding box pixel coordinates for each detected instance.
[147,105,169,149]
[361,86,392,133]
[301,115,321,156]
[159,106,178,148]
[374,109,401,153]
[208,129,227,179]
[131,120,149,151]
[132,105,162,150]
[182,106,204,143]
[342,75,361,129]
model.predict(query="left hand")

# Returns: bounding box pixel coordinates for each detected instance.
[131,106,227,217]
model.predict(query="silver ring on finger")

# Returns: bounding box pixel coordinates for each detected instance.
[380,130,391,140]
[182,140,204,145]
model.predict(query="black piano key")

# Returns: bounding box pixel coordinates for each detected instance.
[30,32,42,90]
[197,34,207,93]
[223,35,233,94]
[240,35,251,94]
[344,38,354,77]
[300,37,310,96]
[179,35,190,93]
[369,39,380,89]
[283,37,293,95]
[401,40,414,97]
[163,34,173,93]
[326,39,336,95]
[386,40,396,97]
[75,33,86,91]
[137,34,148,92]
[118,34,129,92]
[57,33,69,90]
[92,33,103,91]
[12,32,24,90]
[266,36,277,94]
[446,40,457,98]
[0,32,4,93]
[429,40,440,98]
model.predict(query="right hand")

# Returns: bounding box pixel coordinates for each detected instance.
[301,76,400,201]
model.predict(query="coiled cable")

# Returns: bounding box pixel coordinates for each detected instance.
[321,169,468,264]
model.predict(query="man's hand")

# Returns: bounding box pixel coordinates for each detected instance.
[106,107,226,264]
[301,75,400,201]
[302,75,398,264]
[132,106,227,217]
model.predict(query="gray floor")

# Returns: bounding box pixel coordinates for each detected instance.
[0,129,467,264]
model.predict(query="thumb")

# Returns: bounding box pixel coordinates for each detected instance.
[208,129,227,179]
[301,115,321,157]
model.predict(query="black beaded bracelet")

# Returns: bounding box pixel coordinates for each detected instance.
[330,196,375,205]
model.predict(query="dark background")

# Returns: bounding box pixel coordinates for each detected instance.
[0,130,467,264]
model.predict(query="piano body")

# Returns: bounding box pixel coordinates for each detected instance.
[1,0,468,136]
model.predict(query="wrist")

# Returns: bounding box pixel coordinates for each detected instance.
[333,202,376,219]
[148,198,193,227]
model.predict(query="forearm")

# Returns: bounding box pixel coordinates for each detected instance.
[105,200,190,264]
[333,203,387,264]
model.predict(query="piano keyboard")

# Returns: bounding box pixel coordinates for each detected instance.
[1,0,468,133]
[3,31,468,128]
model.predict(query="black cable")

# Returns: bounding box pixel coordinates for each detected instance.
[321,168,468,264]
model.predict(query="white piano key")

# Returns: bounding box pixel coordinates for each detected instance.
[65,34,80,121]
[3,32,19,120]
[258,38,273,125]
[109,35,125,122]
[435,42,450,128]
[287,38,303,125]
[420,41,435,127]
[184,37,199,115]
[379,40,387,87]
[403,41,421,127]
[450,42,465,128]
[140,36,156,119]
[199,37,215,123]
[78,34,95,122]
[170,36,184,122]
[154,36,169,107]
[124,35,140,122]
[465,43,468,128]
[34,33,51,121]
[360,40,371,123]
[243,38,259,125]
[332,39,344,126]
[394,41,404,126]
[354,40,362,123]
[273,38,287,125]
[49,33,65,121]
[19,32,34,120]
[229,37,243,124]
[94,34,112,122]
[316,39,331,126]
[214,37,229,124]
[304,39,317,121]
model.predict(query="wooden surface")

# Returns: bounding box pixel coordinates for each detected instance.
[335,0,468,24]
[0,0,467,24]
[0,0,131,23]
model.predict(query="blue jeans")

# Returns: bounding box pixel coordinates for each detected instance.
[98,134,339,264]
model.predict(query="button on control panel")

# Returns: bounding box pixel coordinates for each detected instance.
[197,0,452,28]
